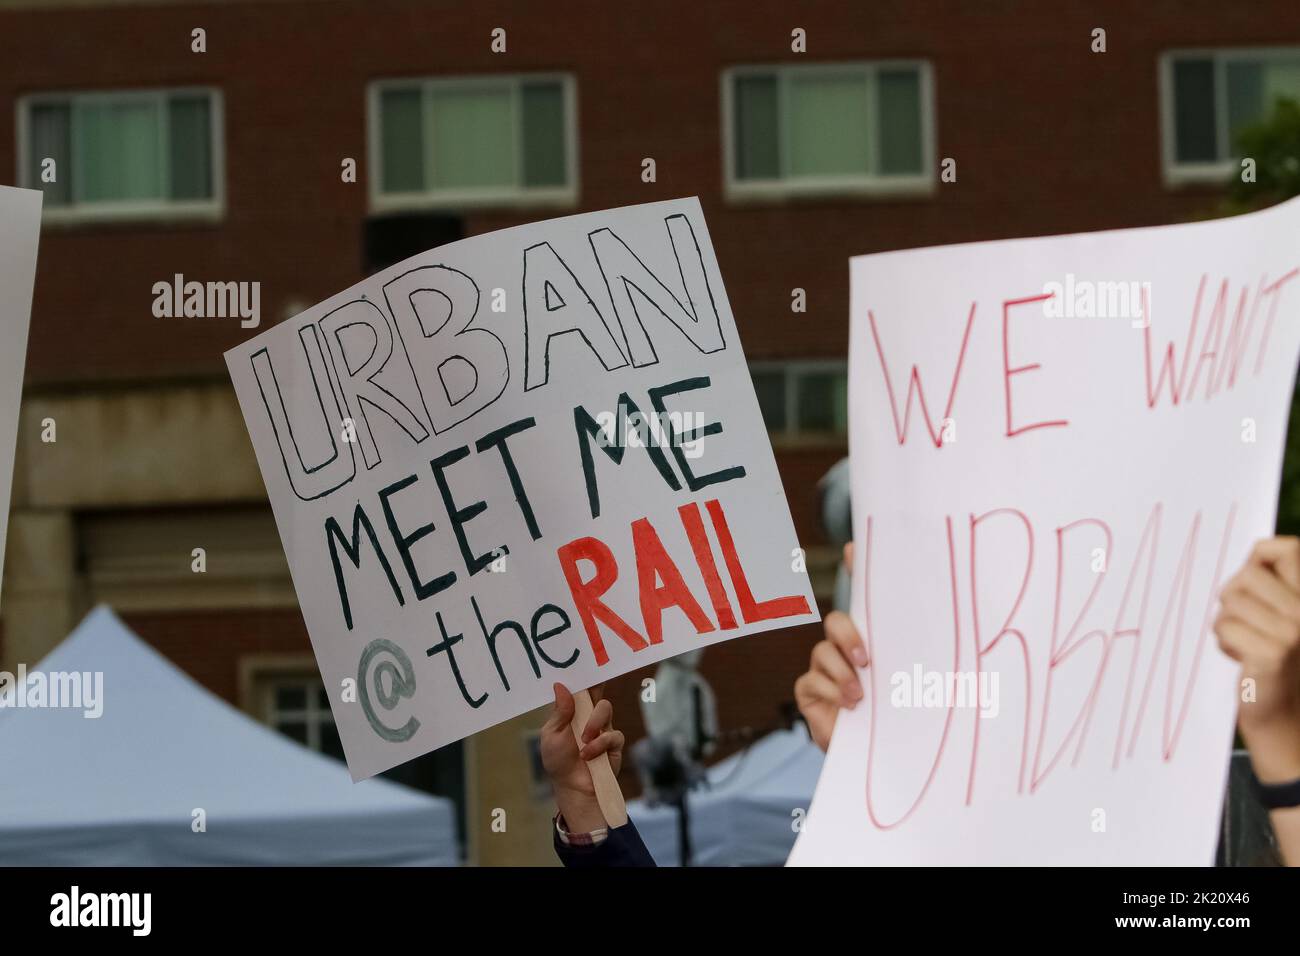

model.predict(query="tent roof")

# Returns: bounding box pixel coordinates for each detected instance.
[626,725,824,866]
[700,723,825,802]
[0,606,457,865]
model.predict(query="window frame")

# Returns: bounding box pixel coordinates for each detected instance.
[749,358,849,445]
[1159,46,1300,187]
[263,674,338,754]
[366,72,580,213]
[16,85,225,225]
[721,60,936,202]
[240,656,340,755]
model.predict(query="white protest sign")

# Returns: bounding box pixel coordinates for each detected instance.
[789,198,1300,866]
[226,198,819,780]
[0,186,42,611]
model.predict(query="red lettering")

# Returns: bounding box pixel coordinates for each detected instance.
[967,508,1035,801]
[555,535,647,667]
[1253,268,1300,375]
[678,501,738,630]
[706,498,811,623]
[1003,294,1068,437]
[632,515,715,645]
[1031,518,1111,792]
[1184,280,1230,400]
[1143,275,1204,407]
[1213,280,1260,394]
[868,303,975,447]
[862,515,962,828]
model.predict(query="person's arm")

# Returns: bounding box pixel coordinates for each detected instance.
[539,683,656,867]
[794,543,870,752]
[1214,537,1300,866]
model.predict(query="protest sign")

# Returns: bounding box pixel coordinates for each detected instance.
[0,186,42,611]
[226,197,819,780]
[789,198,1300,865]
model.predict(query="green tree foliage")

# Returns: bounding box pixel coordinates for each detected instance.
[1223,98,1300,532]
[1279,382,1300,535]
[1226,98,1300,214]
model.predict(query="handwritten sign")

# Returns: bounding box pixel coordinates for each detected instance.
[0,186,41,611]
[789,198,1300,865]
[226,198,818,779]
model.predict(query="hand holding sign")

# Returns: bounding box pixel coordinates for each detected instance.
[226,198,819,780]
[795,544,870,752]
[541,683,626,833]
[791,197,1300,866]
[1215,538,1300,785]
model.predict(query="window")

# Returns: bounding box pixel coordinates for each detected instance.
[264,675,344,761]
[723,62,934,199]
[18,88,223,222]
[241,655,467,853]
[750,361,848,441]
[1161,48,1300,184]
[369,74,577,211]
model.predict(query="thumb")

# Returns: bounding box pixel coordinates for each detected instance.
[1256,537,1300,594]
[546,682,576,731]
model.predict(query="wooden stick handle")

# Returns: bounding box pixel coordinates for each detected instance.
[570,688,628,828]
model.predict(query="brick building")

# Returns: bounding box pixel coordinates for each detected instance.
[0,0,1296,863]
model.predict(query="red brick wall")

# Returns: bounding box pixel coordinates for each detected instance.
[8,0,1295,779]
[4,0,1295,386]
[778,445,849,544]
[123,606,311,704]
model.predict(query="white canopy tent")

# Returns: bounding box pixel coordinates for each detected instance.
[0,606,458,865]
[626,725,824,866]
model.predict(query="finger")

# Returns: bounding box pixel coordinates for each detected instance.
[544,682,576,732]
[796,667,859,711]
[583,698,614,743]
[812,639,861,700]
[1250,537,1300,592]
[1222,563,1300,623]
[844,541,854,574]
[1219,590,1296,648]
[579,729,625,761]
[1215,612,1258,664]
[1215,613,1269,665]
[825,610,869,668]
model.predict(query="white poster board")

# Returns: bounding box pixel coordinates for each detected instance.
[790,197,1300,865]
[226,198,819,780]
[0,186,42,611]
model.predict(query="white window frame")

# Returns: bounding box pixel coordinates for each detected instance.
[261,672,338,754]
[16,86,225,225]
[1160,47,1300,187]
[750,358,849,444]
[722,60,936,202]
[367,73,580,213]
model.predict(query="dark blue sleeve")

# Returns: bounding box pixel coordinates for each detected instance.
[554,817,657,867]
